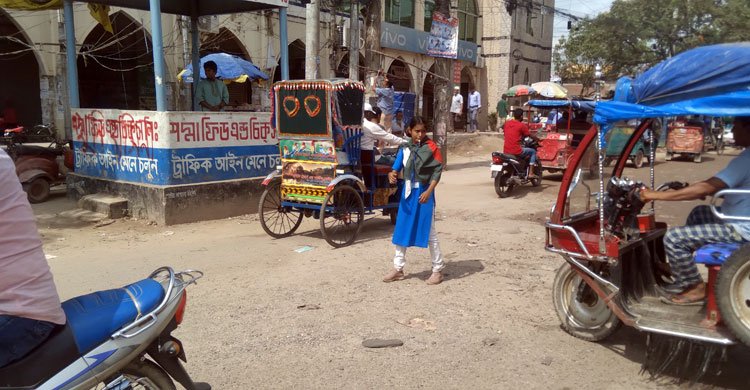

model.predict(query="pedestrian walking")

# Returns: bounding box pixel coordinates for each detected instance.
[468,86,481,133]
[450,86,463,132]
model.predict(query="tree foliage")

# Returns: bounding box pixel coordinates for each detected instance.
[554,0,750,90]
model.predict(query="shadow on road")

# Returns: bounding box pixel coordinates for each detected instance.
[445,160,488,171]
[407,259,484,282]
[598,326,750,389]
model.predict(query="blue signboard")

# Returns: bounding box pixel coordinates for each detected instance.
[380,22,478,63]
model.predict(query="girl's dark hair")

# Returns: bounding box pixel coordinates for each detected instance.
[406,116,428,137]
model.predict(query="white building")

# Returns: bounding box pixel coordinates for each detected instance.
[0,0,553,132]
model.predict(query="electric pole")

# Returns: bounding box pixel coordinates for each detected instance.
[363,0,381,93]
[305,0,321,79]
[432,0,452,166]
[348,0,360,81]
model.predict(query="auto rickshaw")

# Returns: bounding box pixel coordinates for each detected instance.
[546,43,750,380]
[259,79,400,248]
[603,122,651,169]
[524,99,596,175]
[666,118,705,162]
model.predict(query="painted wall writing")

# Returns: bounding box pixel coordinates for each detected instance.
[71,109,278,186]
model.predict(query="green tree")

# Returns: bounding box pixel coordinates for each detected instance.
[554,0,730,86]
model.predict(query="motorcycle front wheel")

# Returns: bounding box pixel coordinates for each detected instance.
[552,263,621,342]
[101,359,176,390]
[494,171,513,198]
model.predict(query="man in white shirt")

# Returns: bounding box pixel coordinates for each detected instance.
[0,149,66,367]
[361,103,407,187]
[467,86,481,133]
[450,86,463,133]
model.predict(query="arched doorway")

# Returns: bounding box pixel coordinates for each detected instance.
[334,53,365,81]
[386,58,412,92]
[272,39,306,82]
[0,10,41,126]
[455,66,474,130]
[78,11,156,110]
[200,28,254,108]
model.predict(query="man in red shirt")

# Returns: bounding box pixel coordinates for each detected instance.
[503,108,540,178]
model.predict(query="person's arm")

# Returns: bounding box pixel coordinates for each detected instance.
[371,123,407,145]
[419,179,439,204]
[388,148,404,184]
[641,177,726,202]
[218,83,229,111]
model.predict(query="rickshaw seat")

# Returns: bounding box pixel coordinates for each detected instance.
[342,129,362,166]
[695,243,741,265]
[374,164,392,175]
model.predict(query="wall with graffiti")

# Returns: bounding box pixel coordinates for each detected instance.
[71,109,279,185]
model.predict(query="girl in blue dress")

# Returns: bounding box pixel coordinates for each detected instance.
[382,116,446,285]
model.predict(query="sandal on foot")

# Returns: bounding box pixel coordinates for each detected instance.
[382,269,404,283]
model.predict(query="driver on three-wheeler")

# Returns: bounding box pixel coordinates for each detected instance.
[545,42,750,378]
[640,117,750,305]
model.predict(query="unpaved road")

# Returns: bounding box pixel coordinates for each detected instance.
[34,135,750,389]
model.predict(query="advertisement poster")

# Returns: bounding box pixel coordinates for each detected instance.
[427,12,459,59]
[281,160,335,188]
[279,139,336,163]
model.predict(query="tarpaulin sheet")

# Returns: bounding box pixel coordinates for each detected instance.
[527,99,597,113]
[0,0,61,9]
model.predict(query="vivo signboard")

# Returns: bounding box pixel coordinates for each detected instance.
[380,22,478,63]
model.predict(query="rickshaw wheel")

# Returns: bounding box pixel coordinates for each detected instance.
[23,178,51,204]
[259,180,303,238]
[693,153,702,163]
[320,185,364,248]
[552,263,621,342]
[494,172,513,198]
[632,149,645,169]
[531,164,542,187]
[716,245,750,347]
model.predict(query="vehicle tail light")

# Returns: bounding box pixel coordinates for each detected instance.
[175,291,187,325]
[492,155,502,164]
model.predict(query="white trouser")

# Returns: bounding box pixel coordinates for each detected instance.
[393,217,445,273]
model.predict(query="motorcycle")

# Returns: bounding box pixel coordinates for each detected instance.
[6,138,73,203]
[0,267,210,390]
[490,136,542,198]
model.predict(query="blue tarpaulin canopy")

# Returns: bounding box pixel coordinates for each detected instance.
[527,99,597,112]
[594,43,750,128]
[179,53,269,83]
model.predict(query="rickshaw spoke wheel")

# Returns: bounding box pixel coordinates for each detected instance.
[320,185,364,248]
[717,245,750,347]
[259,181,303,238]
[552,263,620,342]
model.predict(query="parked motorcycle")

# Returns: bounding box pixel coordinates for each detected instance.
[490,137,542,198]
[0,267,210,390]
[6,138,73,203]
[1,124,56,144]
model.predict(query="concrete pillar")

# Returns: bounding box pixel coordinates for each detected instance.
[305,0,320,79]
[279,8,289,80]
[149,0,167,111]
[63,0,79,109]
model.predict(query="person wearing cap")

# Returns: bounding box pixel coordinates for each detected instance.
[361,103,407,188]
[450,86,463,132]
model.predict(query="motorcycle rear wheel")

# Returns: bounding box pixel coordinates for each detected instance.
[102,359,176,390]
[552,263,621,342]
[494,172,513,198]
[716,245,750,348]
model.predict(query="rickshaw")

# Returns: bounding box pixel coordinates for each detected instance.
[666,118,705,163]
[546,43,750,379]
[603,122,650,169]
[703,117,726,155]
[259,79,400,248]
[524,99,596,175]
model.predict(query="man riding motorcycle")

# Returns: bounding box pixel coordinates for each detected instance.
[502,108,540,179]
[0,148,66,367]
[640,117,750,305]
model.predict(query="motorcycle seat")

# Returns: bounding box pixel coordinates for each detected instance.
[62,278,165,354]
[14,145,60,159]
[695,242,741,266]
[495,152,527,162]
